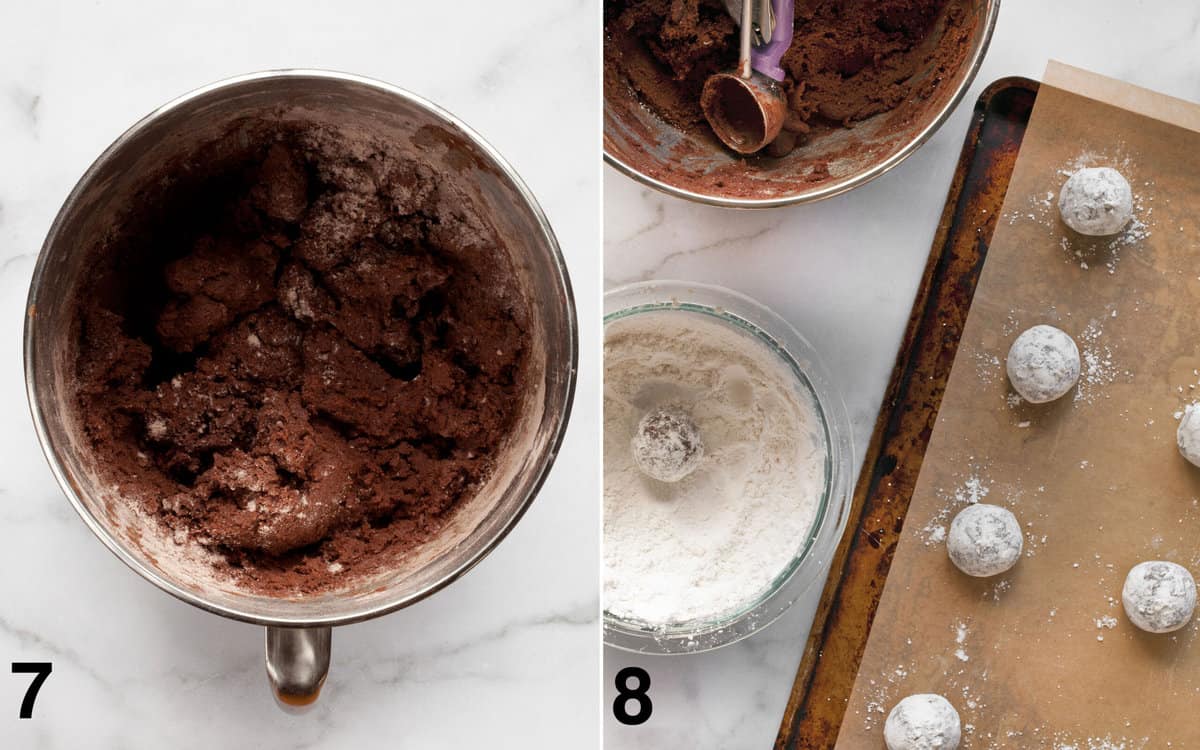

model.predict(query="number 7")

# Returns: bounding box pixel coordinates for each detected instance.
[12,662,51,719]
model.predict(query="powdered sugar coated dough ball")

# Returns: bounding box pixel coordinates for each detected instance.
[884,694,961,750]
[947,503,1023,578]
[631,407,704,483]
[1122,561,1197,634]
[1006,325,1080,403]
[1177,403,1200,468]
[1058,166,1134,236]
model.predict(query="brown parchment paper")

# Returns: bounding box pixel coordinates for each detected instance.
[834,62,1200,749]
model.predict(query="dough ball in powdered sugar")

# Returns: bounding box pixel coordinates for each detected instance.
[1177,403,1200,468]
[631,406,704,483]
[884,694,961,750]
[1058,166,1134,236]
[946,503,1023,578]
[1006,325,1080,404]
[1122,561,1197,634]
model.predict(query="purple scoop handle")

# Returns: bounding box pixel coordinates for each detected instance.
[751,0,794,82]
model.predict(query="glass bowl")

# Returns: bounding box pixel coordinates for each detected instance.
[603,281,853,654]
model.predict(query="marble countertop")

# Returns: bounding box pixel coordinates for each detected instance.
[0,1,599,748]
[603,1,1200,747]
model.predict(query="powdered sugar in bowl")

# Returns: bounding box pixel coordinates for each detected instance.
[603,281,852,654]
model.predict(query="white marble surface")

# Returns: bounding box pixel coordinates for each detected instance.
[603,1,1200,747]
[0,1,599,748]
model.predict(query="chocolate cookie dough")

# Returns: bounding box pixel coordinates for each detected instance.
[605,0,974,156]
[70,122,530,595]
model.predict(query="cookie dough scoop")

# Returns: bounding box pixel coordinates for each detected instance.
[702,0,794,154]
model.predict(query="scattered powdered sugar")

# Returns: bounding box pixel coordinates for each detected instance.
[973,350,1002,384]
[954,471,992,505]
[1094,614,1119,642]
[862,660,918,732]
[985,578,1012,602]
[1002,313,1021,337]
[1023,518,1048,558]
[1014,188,1058,225]
[1172,372,1200,432]
[1051,734,1148,750]
[922,523,947,546]
[953,725,1148,749]
[920,467,994,546]
[953,620,970,662]
[1074,311,1132,405]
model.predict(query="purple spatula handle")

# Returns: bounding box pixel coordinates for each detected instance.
[751,0,794,82]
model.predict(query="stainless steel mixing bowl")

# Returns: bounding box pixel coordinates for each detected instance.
[24,70,577,708]
[604,0,1000,208]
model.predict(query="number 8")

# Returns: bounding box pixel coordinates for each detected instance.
[613,666,652,726]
